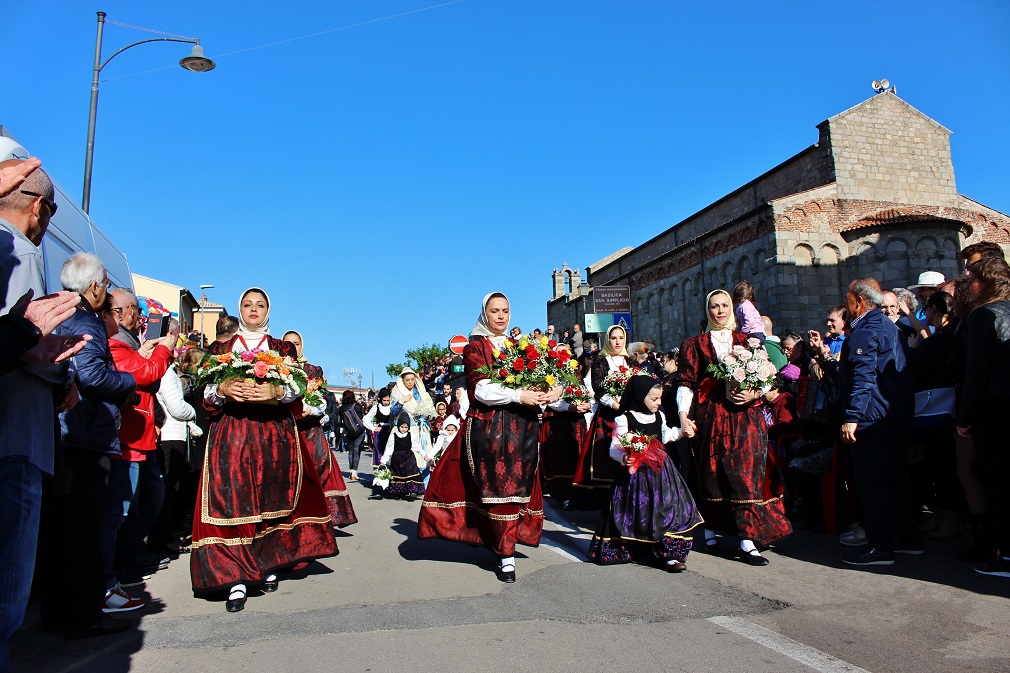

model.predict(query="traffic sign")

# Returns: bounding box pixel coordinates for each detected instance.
[448,335,468,355]
[614,313,633,334]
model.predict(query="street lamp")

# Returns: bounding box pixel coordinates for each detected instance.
[82,11,215,214]
[199,283,215,347]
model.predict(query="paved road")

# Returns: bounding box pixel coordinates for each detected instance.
[12,451,1010,673]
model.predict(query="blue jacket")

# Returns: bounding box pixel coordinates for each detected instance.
[55,304,136,455]
[838,308,913,430]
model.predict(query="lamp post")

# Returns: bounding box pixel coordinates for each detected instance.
[82,11,215,214]
[199,283,215,347]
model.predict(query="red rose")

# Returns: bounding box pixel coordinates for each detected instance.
[498,351,507,361]
[547,349,558,359]
[559,350,570,362]
[565,387,574,394]
[513,358,525,371]
[548,340,557,348]
[526,360,537,370]
[498,369,508,378]
[527,350,539,361]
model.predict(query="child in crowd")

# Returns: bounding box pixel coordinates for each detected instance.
[587,375,703,572]
[423,415,460,486]
[380,412,427,499]
[732,281,765,344]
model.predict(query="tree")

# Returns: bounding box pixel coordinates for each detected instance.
[385,342,450,380]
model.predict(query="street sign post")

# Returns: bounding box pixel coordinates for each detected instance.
[594,286,631,313]
[448,335,468,355]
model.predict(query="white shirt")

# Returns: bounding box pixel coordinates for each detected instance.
[609,410,682,462]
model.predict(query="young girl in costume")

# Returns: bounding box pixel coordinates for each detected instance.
[380,412,427,499]
[587,374,703,571]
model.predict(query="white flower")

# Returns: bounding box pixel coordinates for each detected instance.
[732,369,747,382]
[738,350,753,362]
[746,361,759,373]
[747,337,763,348]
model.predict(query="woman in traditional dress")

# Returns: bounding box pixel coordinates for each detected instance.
[191,289,337,612]
[391,366,434,421]
[418,292,560,582]
[379,411,427,499]
[569,325,630,510]
[587,375,702,570]
[676,289,792,566]
[282,330,357,528]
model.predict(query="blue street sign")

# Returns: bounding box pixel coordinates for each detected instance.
[613,313,632,334]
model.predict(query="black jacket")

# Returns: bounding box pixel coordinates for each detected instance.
[956,301,1010,427]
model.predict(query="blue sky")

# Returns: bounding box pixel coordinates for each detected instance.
[5,1,1008,388]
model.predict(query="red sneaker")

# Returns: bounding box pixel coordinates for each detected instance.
[102,585,146,613]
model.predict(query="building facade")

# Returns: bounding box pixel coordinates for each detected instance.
[547,91,1010,348]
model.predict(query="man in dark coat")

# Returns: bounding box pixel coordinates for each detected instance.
[838,278,917,567]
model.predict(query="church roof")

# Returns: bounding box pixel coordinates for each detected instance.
[841,207,971,236]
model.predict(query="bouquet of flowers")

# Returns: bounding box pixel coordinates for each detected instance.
[705,337,777,392]
[561,383,593,405]
[303,373,327,408]
[196,348,308,398]
[412,400,437,422]
[477,335,580,390]
[618,431,667,475]
[601,365,645,398]
[372,465,392,490]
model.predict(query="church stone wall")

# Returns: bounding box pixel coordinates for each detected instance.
[824,93,957,208]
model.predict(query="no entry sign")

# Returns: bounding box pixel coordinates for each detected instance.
[448,335,468,355]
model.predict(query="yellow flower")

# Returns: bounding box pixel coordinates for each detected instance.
[540,336,548,348]
[519,337,529,348]
[545,374,556,385]
[568,359,579,370]
[505,375,516,384]
[492,349,501,358]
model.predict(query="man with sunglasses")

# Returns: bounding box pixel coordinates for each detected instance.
[0,159,86,661]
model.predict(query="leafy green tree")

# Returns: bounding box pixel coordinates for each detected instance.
[385,342,450,380]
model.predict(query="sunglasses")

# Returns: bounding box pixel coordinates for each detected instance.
[21,190,58,216]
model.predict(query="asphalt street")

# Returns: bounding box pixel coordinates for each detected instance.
[12,450,1010,673]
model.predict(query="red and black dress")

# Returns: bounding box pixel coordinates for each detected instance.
[676,332,792,546]
[539,406,587,502]
[569,355,626,510]
[418,336,543,557]
[298,362,357,528]
[190,335,338,594]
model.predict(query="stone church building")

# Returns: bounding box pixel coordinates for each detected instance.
[547,90,1010,348]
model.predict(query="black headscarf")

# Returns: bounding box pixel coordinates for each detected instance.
[619,374,662,415]
[396,411,411,428]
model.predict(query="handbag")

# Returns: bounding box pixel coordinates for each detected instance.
[341,405,366,439]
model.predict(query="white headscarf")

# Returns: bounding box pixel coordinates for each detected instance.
[237,287,271,341]
[392,366,433,416]
[470,291,510,338]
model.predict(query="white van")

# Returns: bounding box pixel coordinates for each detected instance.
[0,126,133,293]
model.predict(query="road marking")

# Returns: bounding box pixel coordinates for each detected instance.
[538,538,583,562]
[707,616,872,673]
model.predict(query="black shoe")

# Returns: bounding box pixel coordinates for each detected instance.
[738,549,770,566]
[262,579,279,593]
[225,595,247,612]
[496,565,516,583]
[843,546,895,566]
[701,539,720,554]
[664,560,687,573]
[65,617,132,640]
